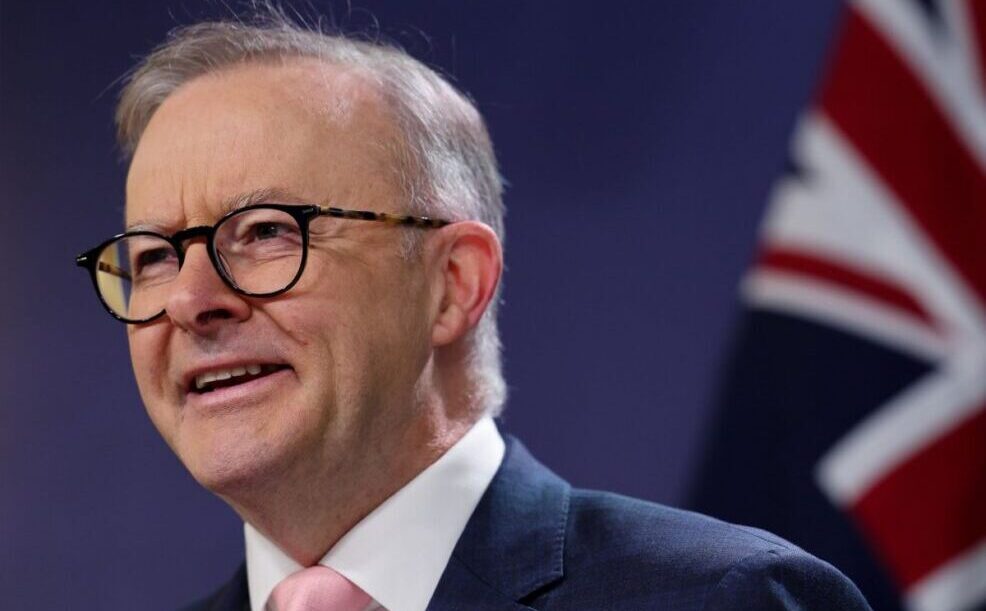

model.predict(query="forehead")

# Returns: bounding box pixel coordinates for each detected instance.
[125,58,403,230]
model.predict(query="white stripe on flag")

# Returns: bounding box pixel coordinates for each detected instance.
[853,0,986,167]
[743,269,948,361]
[906,537,986,611]
[816,352,986,505]
[761,113,986,337]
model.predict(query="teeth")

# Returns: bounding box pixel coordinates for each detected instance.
[194,365,272,391]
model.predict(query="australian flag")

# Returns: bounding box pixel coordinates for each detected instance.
[690,1,986,610]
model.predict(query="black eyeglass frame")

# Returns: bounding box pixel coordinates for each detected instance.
[75,203,452,324]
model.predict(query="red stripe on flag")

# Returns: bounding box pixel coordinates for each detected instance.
[966,0,986,98]
[758,247,938,329]
[849,403,986,587]
[818,9,986,308]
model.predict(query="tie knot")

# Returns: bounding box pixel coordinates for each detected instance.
[266,565,372,611]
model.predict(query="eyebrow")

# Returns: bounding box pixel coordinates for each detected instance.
[218,187,309,216]
[126,187,311,233]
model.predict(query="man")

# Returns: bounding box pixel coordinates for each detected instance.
[75,9,872,611]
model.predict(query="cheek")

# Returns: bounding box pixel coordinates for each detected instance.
[265,254,429,392]
[272,281,380,386]
[127,326,175,427]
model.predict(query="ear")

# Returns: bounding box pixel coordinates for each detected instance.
[430,221,502,348]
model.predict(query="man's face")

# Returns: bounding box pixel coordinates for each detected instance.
[125,60,437,498]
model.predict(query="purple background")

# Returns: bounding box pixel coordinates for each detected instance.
[1,1,841,607]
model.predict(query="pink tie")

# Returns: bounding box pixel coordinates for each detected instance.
[266,566,372,611]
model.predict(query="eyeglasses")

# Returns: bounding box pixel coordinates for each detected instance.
[75,203,451,324]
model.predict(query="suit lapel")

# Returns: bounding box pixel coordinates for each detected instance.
[426,557,535,611]
[428,434,571,610]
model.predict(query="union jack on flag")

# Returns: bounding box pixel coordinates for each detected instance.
[691,1,986,610]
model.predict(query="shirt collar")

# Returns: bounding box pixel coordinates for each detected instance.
[245,416,505,611]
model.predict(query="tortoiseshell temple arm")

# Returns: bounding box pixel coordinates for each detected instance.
[97,260,131,281]
[318,206,451,228]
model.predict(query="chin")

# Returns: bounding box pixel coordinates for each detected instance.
[179,428,288,498]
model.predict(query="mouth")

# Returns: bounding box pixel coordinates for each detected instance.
[188,364,292,395]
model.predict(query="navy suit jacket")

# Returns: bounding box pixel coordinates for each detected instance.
[185,435,871,610]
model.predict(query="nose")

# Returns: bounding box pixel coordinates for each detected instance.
[164,242,251,334]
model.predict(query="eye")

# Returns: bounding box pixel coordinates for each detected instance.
[134,247,175,271]
[252,221,291,240]
[235,219,302,245]
[219,208,303,253]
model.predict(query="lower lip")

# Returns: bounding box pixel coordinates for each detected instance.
[184,368,294,412]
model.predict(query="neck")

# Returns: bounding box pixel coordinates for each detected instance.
[225,396,478,566]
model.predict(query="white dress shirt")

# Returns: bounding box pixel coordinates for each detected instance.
[245,416,505,611]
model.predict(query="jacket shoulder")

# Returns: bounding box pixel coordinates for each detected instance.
[567,488,795,570]
[535,489,871,610]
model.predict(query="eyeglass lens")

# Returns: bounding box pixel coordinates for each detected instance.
[94,207,305,321]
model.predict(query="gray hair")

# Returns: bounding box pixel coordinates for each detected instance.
[115,7,507,415]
